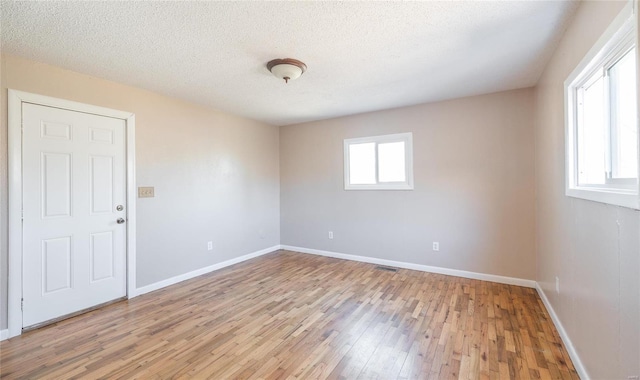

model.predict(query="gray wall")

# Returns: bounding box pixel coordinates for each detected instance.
[534,1,640,378]
[280,88,537,280]
[0,55,281,329]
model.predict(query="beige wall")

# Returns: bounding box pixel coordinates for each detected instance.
[534,1,640,378]
[280,88,537,280]
[0,50,5,331]
[0,55,281,330]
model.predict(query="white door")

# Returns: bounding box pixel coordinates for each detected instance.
[22,103,127,328]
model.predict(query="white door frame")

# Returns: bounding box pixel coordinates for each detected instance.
[7,89,137,338]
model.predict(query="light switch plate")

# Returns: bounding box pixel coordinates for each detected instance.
[138,186,155,198]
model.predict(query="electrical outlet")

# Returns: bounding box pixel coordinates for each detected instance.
[207,241,213,251]
[555,276,560,294]
[432,242,439,251]
[328,231,334,239]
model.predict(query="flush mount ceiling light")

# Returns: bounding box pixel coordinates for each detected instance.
[267,58,307,83]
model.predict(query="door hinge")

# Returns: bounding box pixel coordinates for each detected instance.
[21,298,24,311]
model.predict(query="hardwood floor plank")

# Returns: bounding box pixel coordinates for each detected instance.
[0,250,579,379]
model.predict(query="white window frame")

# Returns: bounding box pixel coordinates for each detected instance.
[564,1,640,210]
[344,132,414,190]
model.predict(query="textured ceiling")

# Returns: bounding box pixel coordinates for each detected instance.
[1,1,579,126]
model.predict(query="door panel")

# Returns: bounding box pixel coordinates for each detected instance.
[90,155,114,214]
[41,121,71,140]
[22,103,126,328]
[90,231,115,282]
[42,236,72,293]
[41,152,72,218]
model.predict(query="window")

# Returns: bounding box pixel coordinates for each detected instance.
[565,3,639,209]
[344,132,413,190]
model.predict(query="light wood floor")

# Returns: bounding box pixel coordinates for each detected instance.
[0,250,577,379]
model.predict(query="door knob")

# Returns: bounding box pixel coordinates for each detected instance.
[117,218,125,224]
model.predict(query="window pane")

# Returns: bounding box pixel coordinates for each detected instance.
[609,48,638,179]
[349,142,376,185]
[579,74,606,185]
[378,141,406,182]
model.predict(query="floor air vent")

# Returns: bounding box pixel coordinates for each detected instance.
[375,266,398,272]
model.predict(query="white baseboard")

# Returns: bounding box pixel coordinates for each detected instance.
[535,283,589,380]
[280,245,536,288]
[1,329,8,341]
[131,245,280,297]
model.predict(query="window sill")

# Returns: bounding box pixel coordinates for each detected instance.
[345,184,414,191]
[566,187,639,209]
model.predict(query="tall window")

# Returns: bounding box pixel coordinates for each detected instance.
[565,4,639,209]
[344,133,413,190]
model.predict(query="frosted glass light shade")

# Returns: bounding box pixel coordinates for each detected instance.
[267,58,307,83]
[270,64,303,81]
